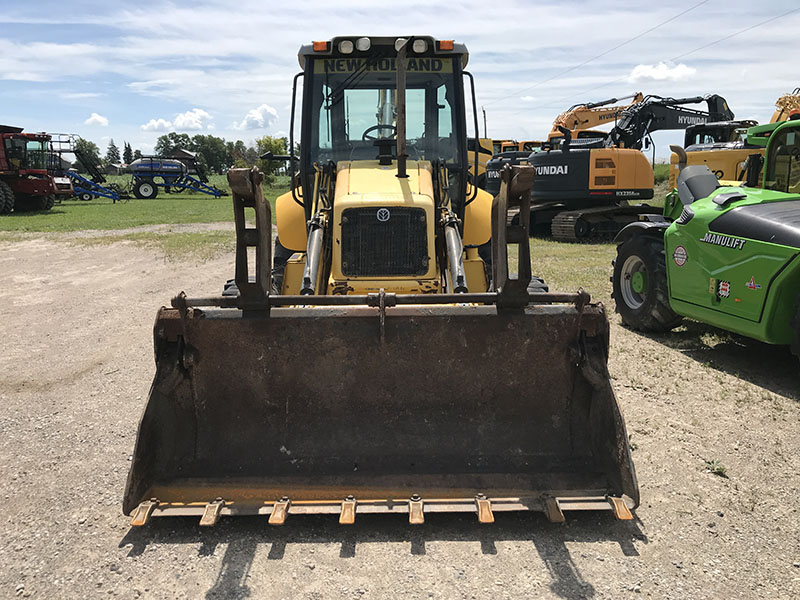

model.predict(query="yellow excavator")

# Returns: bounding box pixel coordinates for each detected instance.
[123,36,638,527]
[546,93,645,144]
[668,87,800,188]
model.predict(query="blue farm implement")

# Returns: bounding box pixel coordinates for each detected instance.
[49,134,128,202]
[128,156,227,199]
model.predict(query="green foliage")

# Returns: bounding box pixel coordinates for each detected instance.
[105,139,120,165]
[154,132,192,156]
[190,134,229,174]
[132,148,143,161]
[72,138,101,173]
[123,142,133,165]
[255,135,288,184]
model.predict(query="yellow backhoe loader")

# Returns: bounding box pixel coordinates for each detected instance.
[123,36,638,527]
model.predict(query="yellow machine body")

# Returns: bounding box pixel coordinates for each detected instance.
[123,36,638,528]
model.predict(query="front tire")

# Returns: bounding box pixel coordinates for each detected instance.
[612,234,681,331]
[79,192,93,202]
[791,294,800,363]
[38,194,55,211]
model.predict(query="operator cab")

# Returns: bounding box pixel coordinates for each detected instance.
[766,123,800,194]
[2,135,48,171]
[296,36,472,218]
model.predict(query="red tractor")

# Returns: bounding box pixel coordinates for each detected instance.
[0,125,71,213]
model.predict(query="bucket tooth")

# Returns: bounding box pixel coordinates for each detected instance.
[475,494,494,524]
[199,498,225,527]
[339,496,357,525]
[268,497,291,526]
[608,496,633,520]
[544,497,565,523]
[408,495,424,525]
[130,498,159,527]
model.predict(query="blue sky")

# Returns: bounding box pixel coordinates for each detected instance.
[1,0,798,159]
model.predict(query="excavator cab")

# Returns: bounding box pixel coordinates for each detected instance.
[123,36,638,528]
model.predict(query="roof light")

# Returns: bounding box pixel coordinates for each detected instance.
[312,41,329,52]
[394,38,407,52]
[356,37,371,51]
[438,40,454,51]
[412,39,428,53]
[338,40,354,54]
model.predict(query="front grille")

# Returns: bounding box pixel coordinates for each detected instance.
[340,207,428,277]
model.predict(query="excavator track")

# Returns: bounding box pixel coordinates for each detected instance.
[550,205,657,243]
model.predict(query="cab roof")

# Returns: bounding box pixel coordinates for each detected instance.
[297,36,468,69]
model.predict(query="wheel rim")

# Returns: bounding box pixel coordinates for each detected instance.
[620,255,647,309]
[631,271,648,294]
[140,183,154,196]
[575,219,590,237]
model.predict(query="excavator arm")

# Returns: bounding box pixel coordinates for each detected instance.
[608,94,735,149]
[548,92,644,141]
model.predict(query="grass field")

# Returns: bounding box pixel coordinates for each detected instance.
[0,175,290,233]
[0,169,668,270]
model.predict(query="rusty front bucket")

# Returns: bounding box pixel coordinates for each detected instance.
[123,299,638,527]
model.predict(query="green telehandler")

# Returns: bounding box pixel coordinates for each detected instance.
[612,118,800,358]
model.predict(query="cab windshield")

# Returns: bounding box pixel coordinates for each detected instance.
[304,55,463,167]
[3,138,47,170]
[766,128,800,194]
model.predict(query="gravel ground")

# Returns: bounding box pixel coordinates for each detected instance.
[1,235,798,600]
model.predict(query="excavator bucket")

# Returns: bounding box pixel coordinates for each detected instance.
[123,167,638,526]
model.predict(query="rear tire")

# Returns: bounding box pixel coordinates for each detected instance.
[612,234,681,332]
[0,181,14,214]
[79,192,93,202]
[134,180,158,199]
[12,195,35,212]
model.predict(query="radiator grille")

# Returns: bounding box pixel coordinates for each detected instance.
[341,207,428,277]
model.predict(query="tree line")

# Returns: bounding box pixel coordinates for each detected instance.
[72,133,290,181]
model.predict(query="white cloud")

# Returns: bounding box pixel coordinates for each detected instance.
[173,108,212,130]
[234,103,278,130]
[140,118,172,132]
[627,62,696,83]
[140,108,212,132]
[520,96,536,102]
[63,92,103,99]
[84,112,108,126]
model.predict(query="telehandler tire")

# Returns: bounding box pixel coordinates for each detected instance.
[791,294,800,363]
[612,233,681,332]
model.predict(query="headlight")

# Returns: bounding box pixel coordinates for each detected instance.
[412,39,427,53]
[338,40,354,54]
[356,37,371,51]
